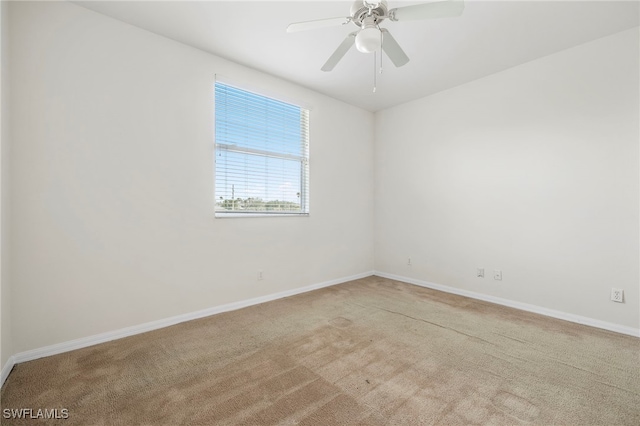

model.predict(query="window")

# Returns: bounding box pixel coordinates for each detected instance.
[214,82,309,216]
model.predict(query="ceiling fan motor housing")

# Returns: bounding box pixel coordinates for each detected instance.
[351,0,388,27]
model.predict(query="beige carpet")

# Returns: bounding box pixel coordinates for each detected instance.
[1,276,639,425]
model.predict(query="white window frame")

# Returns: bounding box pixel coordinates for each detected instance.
[214,81,310,218]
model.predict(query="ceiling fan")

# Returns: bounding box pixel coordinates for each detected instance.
[287,0,465,72]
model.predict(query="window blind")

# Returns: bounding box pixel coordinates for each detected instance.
[214,82,310,215]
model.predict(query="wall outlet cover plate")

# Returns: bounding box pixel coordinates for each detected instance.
[611,288,624,303]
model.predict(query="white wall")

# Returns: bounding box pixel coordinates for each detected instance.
[6,1,638,360]
[1,0,11,368]
[9,1,374,354]
[375,28,639,330]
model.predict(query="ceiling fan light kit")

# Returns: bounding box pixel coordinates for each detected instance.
[355,17,381,53]
[287,0,465,86]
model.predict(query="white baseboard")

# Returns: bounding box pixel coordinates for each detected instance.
[9,271,375,371]
[5,268,635,388]
[374,271,640,338]
[1,355,15,387]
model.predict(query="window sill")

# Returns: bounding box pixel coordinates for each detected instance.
[215,213,310,219]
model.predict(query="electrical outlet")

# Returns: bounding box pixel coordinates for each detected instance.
[476,268,484,278]
[493,270,502,281]
[611,288,624,303]
[258,270,263,281]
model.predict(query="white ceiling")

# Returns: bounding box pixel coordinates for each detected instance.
[74,1,639,111]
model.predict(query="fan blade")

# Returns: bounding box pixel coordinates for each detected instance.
[381,29,409,67]
[287,17,351,33]
[390,0,465,21]
[321,32,357,72]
